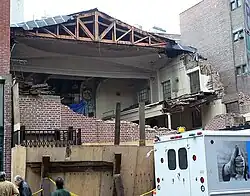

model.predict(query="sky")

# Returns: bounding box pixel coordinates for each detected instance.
[23,0,201,34]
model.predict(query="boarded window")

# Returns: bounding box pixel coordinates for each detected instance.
[226,101,239,113]
[167,149,176,170]
[189,70,200,94]
[178,148,188,170]
[162,80,171,100]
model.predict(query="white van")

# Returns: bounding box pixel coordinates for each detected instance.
[154,129,250,196]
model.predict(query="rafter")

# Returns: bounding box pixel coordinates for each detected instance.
[134,36,149,44]
[61,24,77,39]
[99,21,115,40]
[77,18,94,40]
[42,28,58,38]
[116,29,132,42]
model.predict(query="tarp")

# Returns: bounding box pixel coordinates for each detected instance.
[69,99,88,115]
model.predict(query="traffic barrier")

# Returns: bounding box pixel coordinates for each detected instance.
[32,177,78,196]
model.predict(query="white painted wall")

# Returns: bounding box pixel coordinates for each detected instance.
[96,79,148,119]
[10,0,24,24]
[158,58,191,101]
[158,57,214,101]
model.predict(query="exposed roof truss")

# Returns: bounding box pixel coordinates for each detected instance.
[12,9,169,48]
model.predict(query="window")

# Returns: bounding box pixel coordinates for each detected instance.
[226,101,239,113]
[162,80,171,100]
[189,70,200,94]
[138,88,149,103]
[167,149,176,170]
[178,148,188,170]
[236,64,248,75]
[242,64,248,74]
[231,0,241,10]
[233,29,244,42]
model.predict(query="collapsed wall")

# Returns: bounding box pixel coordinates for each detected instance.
[204,113,245,130]
[19,95,172,143]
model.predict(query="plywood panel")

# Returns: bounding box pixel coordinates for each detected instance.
[133,147,154,196]
[70,146,104,161]
[26,167,41,194]
[99,171,113,196]
[26,146,105,162]
[11,146,26,182]
[104,146,138,196]
[65,172,101,196]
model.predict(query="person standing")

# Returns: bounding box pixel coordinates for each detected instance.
[51,177,70,196]
[0,171,19,196]
[14,175,32,196]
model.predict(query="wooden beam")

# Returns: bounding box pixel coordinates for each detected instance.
[41,156,51,196]
[77,11,95,19]
[94,11,99,41]
[99,21,114,40]
[56,25,59,36]
[114,102,121,145]
[131,27,134,44]
[134,36,149,44]
[116,29,132,42]
[42,28,58,38]
[61,24,77,39]
[113,22,116,41]
[78,18,94,40]
[139,102,145,146]
[76,20,79,38]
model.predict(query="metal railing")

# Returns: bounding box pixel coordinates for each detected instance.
[12,126,82,147]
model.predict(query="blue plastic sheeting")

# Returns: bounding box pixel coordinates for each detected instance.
[69,100,88,115]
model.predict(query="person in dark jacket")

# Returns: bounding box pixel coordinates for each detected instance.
[14,175,32,196]
[51,177,70,196]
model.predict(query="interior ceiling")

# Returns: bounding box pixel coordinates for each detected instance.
[11,37,169,73]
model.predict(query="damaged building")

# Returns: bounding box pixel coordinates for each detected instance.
[10,8,226,136]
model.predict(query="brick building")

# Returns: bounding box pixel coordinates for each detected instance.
[180,0,250,118]
[0,0,12,177]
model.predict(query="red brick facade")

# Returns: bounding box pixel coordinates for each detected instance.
[0,0,11,178]
[19,95,170,143]
[0,0,10,74]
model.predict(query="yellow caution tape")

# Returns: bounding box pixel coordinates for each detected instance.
[32,189,43,195]
[140,189,156,196]
[46,177,79,196]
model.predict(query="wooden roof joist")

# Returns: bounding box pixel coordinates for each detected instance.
[11,8,172,48]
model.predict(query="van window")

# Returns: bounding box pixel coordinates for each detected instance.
[178,148,188,170]
[167,149,176,170]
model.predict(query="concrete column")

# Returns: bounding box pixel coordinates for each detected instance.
[149,75,159,103]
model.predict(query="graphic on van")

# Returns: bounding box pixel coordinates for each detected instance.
[217,141,250,182]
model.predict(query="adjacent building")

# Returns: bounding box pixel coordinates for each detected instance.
[0,0,12,178]
[180,0,250,120]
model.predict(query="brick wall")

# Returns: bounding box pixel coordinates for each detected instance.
[205,113,245,130]
[180,0,237,99]
[0,0,11,178]
[0,0,10,74]
[19,95,171,143]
